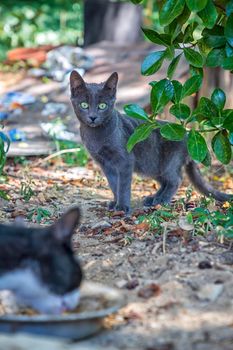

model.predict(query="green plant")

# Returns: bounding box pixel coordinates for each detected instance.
[14,156,29,166]
[189,204,233,237]
[0,0,83,61]
[20,179,35,202]
[27,206,52,223]
[138,206,179,234]
[0,131,10,174]
[55,140,89,166]
[138,199,233,238]
[126,0,233,166]
[0,189,10,200]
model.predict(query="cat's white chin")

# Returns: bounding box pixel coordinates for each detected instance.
[23,289,80,315]
[88,123,99,128]
[0,268,80,315]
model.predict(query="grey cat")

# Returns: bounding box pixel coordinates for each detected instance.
[70,71,232,214]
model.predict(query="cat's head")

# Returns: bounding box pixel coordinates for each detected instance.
[70,71,118,127]
[0,207,83,314]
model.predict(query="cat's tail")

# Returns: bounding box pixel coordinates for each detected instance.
[185,160,232,202]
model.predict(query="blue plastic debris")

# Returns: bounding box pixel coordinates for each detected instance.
[0,91,35,108]
[0,112,9,121]
[8,129,26,142]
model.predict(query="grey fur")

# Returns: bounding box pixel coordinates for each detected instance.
[70,71,232,214]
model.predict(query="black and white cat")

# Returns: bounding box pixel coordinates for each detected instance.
[70,71,232,214]
[0,207,82,314]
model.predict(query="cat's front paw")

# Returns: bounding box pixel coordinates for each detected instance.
[115,204,131,215]
[108,200,116,211]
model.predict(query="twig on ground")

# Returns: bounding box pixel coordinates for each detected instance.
[32,148,81,167]
[162,223,168,254]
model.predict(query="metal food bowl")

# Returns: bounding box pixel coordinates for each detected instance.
[0,282,124,340]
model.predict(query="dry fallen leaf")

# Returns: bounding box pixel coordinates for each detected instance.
[134,222,150,231]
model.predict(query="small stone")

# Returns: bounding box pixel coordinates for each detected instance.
[197,283,223,302]
[219,251,233,265]
[78,224,89,233]
[198,260,212,269]
[91,220,112,230]
[125,279,139,290]
[115,279,127,289]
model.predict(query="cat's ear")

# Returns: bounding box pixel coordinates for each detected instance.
[70,71,86,95]
[103,72,118,95]
[51,207,81,242]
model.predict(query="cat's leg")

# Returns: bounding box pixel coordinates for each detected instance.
[144,173,181,206]
[101,165,118,210]
[143,183,166,207]
[153,180,181,205]
[153,158,184,205]
[115,162,133,214]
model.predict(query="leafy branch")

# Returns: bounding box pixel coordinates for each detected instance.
[126,0,233,166]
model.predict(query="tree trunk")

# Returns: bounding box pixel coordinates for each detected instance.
[84,0,142,46]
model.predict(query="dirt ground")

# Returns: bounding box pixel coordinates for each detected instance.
[0,42,233,350]
[0,158,232,350]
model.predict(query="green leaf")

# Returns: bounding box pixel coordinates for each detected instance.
[206,48,226,67]
[187,129,208,162]
[202,26,226,48]
[186,0,208,12]
[127,123,155,152]
[181,75,202,99]
[198,97,218,120]
[189,65,204,77]
[160,0,185,26]
[171,80,183,103]
[165,46,175,60]
[0,138,6,174]
[0,190,10,201]
[201,149,212,167]
[183,48,204,68]
[170,22,182,42]
[130,0,143,3]
[222,57,233,70]
[124,104,149,121]
[160,123,186,141]
[167,54,182,79]
[198,38,213,56]
[0,132,10,153]
[141,51,165,76]
[177,4,191,24]
[212,112,225,128]
[183,22,198,43]
[211,88,226,110]
[226,43,233,57]
[230,132,233,145]
[151,79,174,113]
[170,103,191,120]
[198,0,218,29]
[226,1,233,16]
[223,110,233,132]
[212,131,232,164]
[149,81,157,87]
[225,13,233,47]
[142,28,171,46]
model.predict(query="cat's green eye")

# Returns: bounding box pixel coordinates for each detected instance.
[98,103,107,110]
[80,102,89,109]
